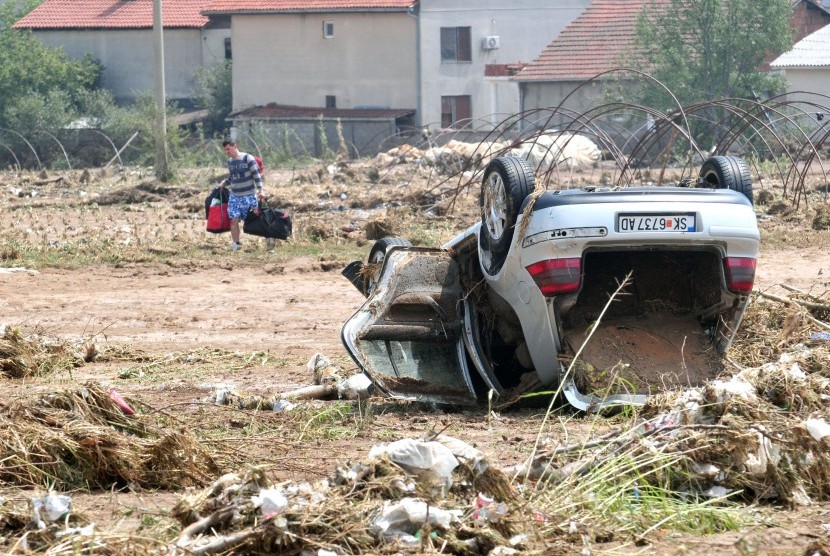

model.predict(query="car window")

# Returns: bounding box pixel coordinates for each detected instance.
[342,249,477,405]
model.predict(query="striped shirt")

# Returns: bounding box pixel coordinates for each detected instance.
[223,152,262,197]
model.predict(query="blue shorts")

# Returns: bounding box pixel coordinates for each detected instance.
[228,194,258,220]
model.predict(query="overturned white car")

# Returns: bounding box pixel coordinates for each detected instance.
[341,156,759,411]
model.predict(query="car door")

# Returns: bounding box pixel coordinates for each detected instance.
[340,247,478,406]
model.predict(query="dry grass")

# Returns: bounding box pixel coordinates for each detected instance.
[0,384,219,490]
[0,325,89,378]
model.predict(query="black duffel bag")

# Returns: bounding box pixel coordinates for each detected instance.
[243,200,292,240]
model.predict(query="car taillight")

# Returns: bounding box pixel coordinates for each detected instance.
[526,258,582,296]
[725,257,756,294]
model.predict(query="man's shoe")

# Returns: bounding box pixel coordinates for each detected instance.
[231,242,241,251]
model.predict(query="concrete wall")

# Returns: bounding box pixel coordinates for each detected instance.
[33,28,227,105]
[417,0,590,130]
[782,68,830,101]
[230,117,398,158]
[230,13,417,112]
[520,79,606,128]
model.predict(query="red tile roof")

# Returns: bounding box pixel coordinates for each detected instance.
[230,103,415,120]
[515,0,662,82]
[13,0,211,30]
[203,0,413,14]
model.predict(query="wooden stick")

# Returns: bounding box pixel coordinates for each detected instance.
[755,290,830,330]
[190,530,259,555]
[757,289,830,312]
[780,284,830,305]
[176,507,236,546]
[280,384,337,400]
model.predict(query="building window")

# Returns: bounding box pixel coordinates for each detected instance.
[441,95,472,128]
[323,21,334,38]
[325,95,337,108]
[224,38,232,60]
[440,27,471,62]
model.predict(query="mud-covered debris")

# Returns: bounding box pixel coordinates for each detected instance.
[170,435,516,555]
[370,497,461,544]
[307,352,344,386]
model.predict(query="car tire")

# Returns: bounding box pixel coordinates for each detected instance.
[698,156,753,204]
[480,156,535,272]
[366,236,412,295]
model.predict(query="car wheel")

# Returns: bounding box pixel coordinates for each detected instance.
[698,156,753,204]
[480,156,535,272]
[366,236,412,295]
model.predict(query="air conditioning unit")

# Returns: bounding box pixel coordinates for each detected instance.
[482,35,500,50]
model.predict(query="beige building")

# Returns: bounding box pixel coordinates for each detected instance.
[203,0,590,154]
[771,24,830,105]
[14,0,229,106]
[228,11,417,113]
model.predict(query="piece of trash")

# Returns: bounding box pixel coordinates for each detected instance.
[203,384,238,405]
[472,492,492,522]
[109,389,135,415]
[273,399,296,413]
[788,363,806,380]
[710,376,757,403]
[337,373,373,400]
[472,493,507,524]
[32,492,72,525]
[307,353,343,386]
[433,434,488,475]
[369,438,459,488]
[691,462,721,479]
[811,332,830,342]
[744,429,781,477]
[251,488,288,518]
[806,418,830,441]
[702,486,729,499]
[55,524,95,538]
[370,497,459,542]
[0,267,38,274]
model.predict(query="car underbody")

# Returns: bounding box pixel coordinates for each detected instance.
[341,156,759,411]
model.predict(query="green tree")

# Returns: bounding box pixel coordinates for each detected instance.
[194,60,232,134]
[0,2,102,131]
[627,0,792,108]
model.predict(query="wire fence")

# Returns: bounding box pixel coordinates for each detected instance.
[2,89,829,207]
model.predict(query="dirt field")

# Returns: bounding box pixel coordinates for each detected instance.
[2,161,830,554]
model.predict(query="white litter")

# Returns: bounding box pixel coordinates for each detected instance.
[805,418,830,441]
[0,267,38,274]
[370,497,459,541]
[369,438,459,488]
[32,492,72,527]
[251,488,288,517]
[337,373,373,400]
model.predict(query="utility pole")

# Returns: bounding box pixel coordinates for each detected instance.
[153,0,172,181]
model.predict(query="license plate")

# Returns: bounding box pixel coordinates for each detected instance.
[617,213,696,232]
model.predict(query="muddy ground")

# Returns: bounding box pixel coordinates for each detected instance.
[2,160,830,554]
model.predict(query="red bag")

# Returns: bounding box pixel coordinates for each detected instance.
[206,202,230,233]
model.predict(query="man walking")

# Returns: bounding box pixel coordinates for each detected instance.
[219,140,267,251]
